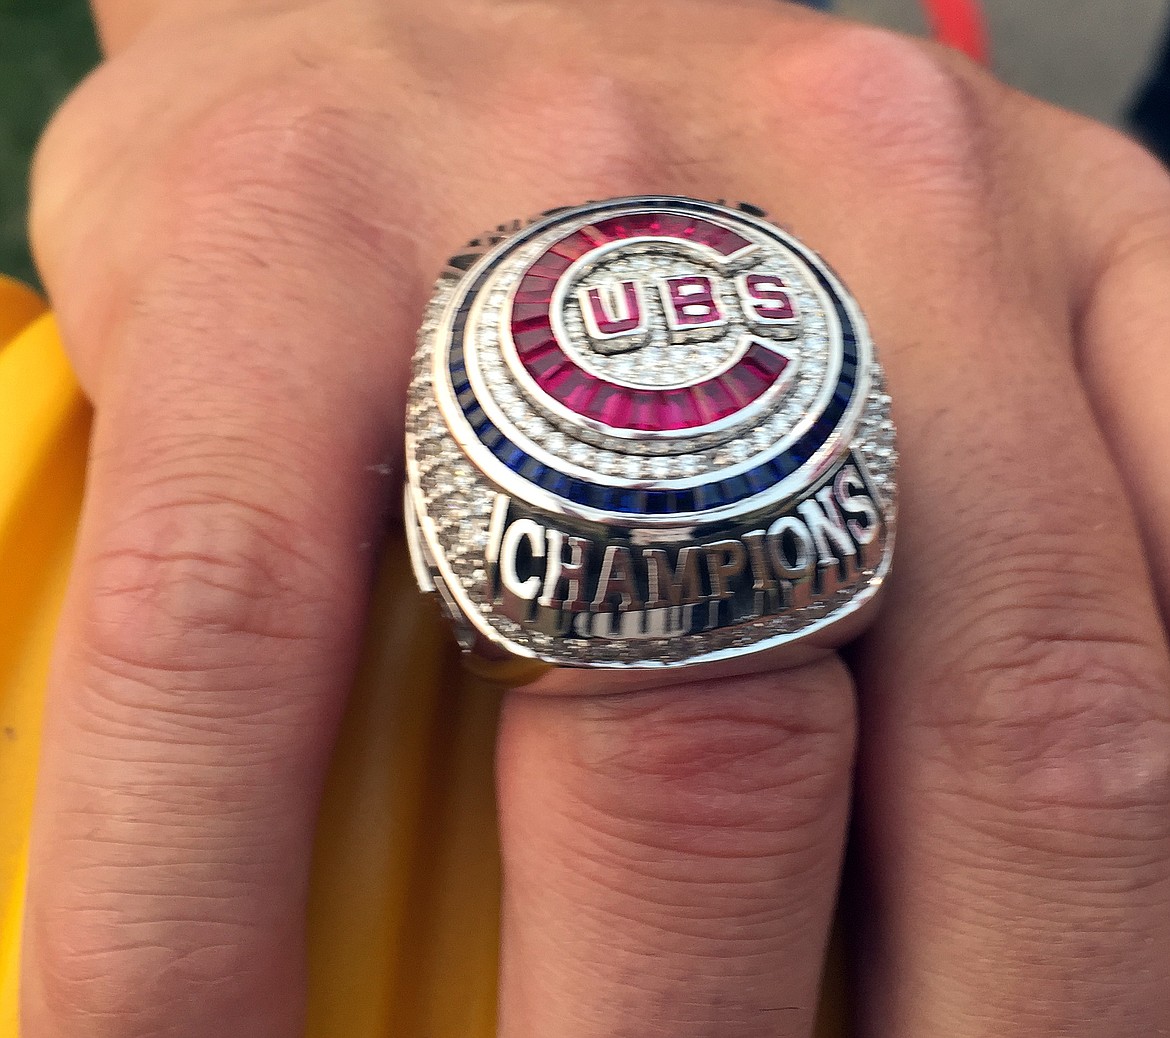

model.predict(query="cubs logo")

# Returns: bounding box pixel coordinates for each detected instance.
[506,210,806,435]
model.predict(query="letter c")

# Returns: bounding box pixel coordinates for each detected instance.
[500,519,546,601]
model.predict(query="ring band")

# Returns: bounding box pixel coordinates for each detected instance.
[405,196,896,672]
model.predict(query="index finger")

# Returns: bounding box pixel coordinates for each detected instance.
[23,126,411,1036]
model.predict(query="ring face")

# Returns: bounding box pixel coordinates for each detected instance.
[405,197,896,670]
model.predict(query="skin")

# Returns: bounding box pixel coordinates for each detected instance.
[20,0,1170,1035]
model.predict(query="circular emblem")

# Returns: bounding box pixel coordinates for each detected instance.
[405,197,896,670]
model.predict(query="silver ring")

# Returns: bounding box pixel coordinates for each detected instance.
[405,196,896,674]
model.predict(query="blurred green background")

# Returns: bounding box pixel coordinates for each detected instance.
[0,0,99,286]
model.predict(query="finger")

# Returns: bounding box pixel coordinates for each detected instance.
[1072,139,1170,619]
[497,661,856,1038]
[838,110,1170,1035]
[22,135,413,1036]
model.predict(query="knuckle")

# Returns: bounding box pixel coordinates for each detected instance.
[551,662,856,856]
[1097,165,1170,278]
[482,57,664,198]
[160,84,388,265]
[923,542,1170,821]
[28,63,135,285]
[28,902,279,1038]
[79,463,337,692]
[1076,116,1170,202]
[171,85,372,203]
[753,24,995,202]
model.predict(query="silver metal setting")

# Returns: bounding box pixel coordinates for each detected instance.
[405,197,897,670]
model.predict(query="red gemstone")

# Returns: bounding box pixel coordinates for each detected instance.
[722,367,766,407]
[742,275,796,322]
[562,374,599,412]
[576,224,610,248]
[693,380,737,423]
[511,302,552,325]
[539,364,577,395]
[745,344,790,377]
[513,287,553,305]
[741,350,787,382]
[591,386,634,427]
[526,253,572,280]
[624,212,663,237]
[592,216,631,242]
[512,327,556,353]
[511,319,554,342]
[690,220,752,256]
[657,390,693,431]
[517,342,558,371]
[549,231,595,262]
[649,213,694,240]
[661,275,724,329]
[582,282,645,337]
[526,349,570,381]
[629,391,660,431]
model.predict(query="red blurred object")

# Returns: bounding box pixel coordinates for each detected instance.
[921,0,990,64]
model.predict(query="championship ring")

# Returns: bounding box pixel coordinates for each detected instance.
[405,197,896,671]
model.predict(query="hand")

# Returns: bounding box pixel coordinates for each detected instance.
[24,1,1170,1035]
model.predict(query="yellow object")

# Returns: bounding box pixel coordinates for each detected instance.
[0,283,847,1036]
[0,279,45,345]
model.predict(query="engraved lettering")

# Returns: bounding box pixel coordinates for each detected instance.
[644,547,704,609]
[737,272,798,325]
[704,540,748,601]
[484,493,511,569]
[798,493,858,569]
[580,280,647,339]
[483,457,887,643]
[499,518,545,601]
[766,514,816,609]
[539,530,592,611]
[766,515,816,579]
[834,465,880,548]
[592,545,643,613]
[659,275,726,330]
[742,531,777,593]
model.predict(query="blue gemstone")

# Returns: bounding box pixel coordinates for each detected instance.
[692,483,719,509]
[502,446,527,471]
[745,468,772,494]
[812,415,835,441]
[771,455,796,481]
[546,473,572,497]
[787,441,813,467]
[724,474,752,501]
[645,491,673,515]
[566,480,592,505]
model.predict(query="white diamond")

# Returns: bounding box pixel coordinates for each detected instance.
[567,440,593,465]
[648,456,673,479]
